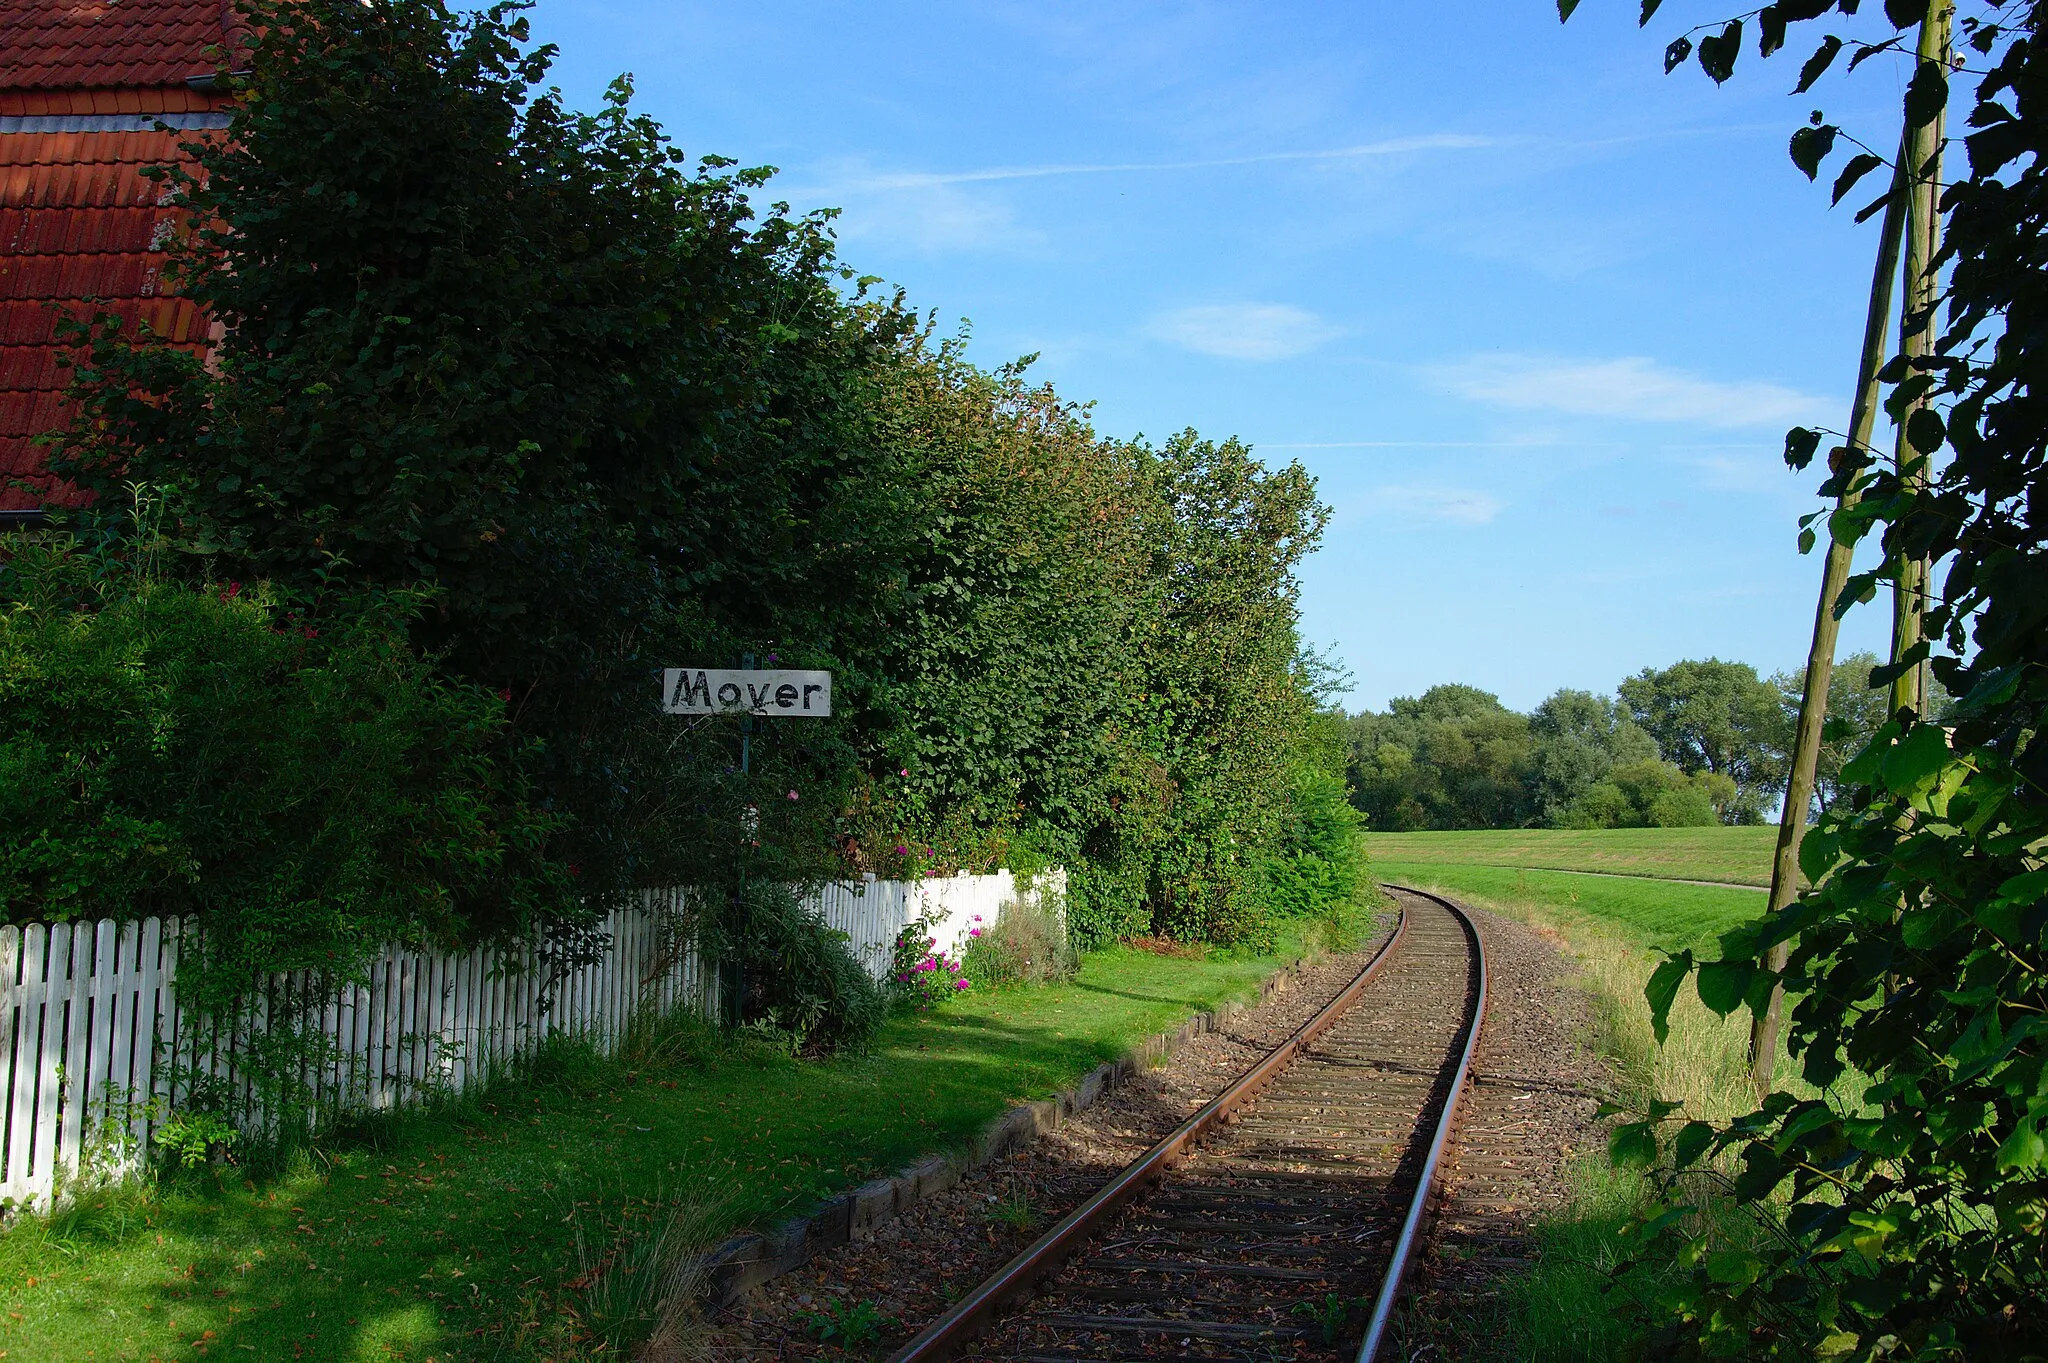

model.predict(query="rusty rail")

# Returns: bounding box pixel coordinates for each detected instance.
[1356,885,1488,1362]
[885,885,1488,1363]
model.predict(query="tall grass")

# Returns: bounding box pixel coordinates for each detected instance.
[1396,875,1790,1360]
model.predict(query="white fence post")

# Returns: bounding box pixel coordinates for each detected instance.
[0,869,1047,1210]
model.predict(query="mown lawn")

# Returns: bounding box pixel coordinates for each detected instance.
[0,938,1325,1363]
[1367,826,1778,887]
[1376,860,1762,954]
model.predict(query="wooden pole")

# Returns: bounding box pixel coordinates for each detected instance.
[1746,134,1914,1097]
[1888,0,1951,721]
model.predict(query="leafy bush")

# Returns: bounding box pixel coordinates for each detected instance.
[1582,4,2048,1356]
[887,910,972,1010]
[959,891,1077,989]
[0,531,573,1011]
[705,881,886,1052]
[38,0,1349,976]
[1557,759,1728,829]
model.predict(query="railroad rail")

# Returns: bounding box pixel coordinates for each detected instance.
[885,884,1488,1363]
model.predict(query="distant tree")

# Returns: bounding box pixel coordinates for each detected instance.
[1770,651,1952,814]
[1618,658,1786,823]
[1526,688,1661,824]
[1346,684,1535,830]
[1558,758,1729,829]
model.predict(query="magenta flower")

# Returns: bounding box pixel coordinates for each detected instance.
[787,790,800,801]
[895,844,908,855]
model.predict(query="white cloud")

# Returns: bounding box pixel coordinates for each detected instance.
[1431,354,1831,429]
[1147,303,1340,361]
[807,134,1496,195]
[1363,485,1506,526]
[823,176,1043,254]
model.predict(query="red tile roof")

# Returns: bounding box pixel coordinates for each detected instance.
[0,1,238,90]
[1,3,232,508]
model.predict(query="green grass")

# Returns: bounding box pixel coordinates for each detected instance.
[0,938,1325,1363]
[1385,862,1806,1360]
[1367,826,1779,887]
[1376,860,1763,954]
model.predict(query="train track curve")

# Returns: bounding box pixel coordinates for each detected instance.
[884,884,1488,1363]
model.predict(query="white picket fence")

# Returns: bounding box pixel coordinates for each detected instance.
[0,869,1050,1212]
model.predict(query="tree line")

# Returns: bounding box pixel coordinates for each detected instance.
[1345,653,1933,831]
[0,0,1365,1044]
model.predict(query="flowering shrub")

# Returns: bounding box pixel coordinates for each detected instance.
[959,897,1076,988]
[887,912,969,1010]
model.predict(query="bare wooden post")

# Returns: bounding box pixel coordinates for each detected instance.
[1888,0,1951,721]
[1747,136,1914,1097]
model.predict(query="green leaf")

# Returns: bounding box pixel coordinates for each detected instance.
[1905,406,1945,455]
[1645,951,1693,1045]
[1790,124,1838,179]
[1783,425,1822,469]
[1883,0,1922,27]
[1760,6,1789,57]
[1798,526,1816,554]
[1816,1330,1861,1358]
[1954,664,2021,714]
[1696,960,1755,1016]
[1878,722,1950,798]
[1556,0,1582,19]
[1904,58,1949,129]
[1638,0,1664,24]
[1853,183,1897,223]
[1674,1120,1716,1168]
[1706,1248,1763,1286]
[1610,1122,1658,1169]
[1796,35,1844,92]
[1831,152,1884,205]
[1664,36,1694,73]
[1698,21,1743,83]
[1995,1112,2046,1172]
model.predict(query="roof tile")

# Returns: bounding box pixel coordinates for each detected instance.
[0,2,236,90]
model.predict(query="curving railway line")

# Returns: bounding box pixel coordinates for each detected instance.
[885,885,1488,1363]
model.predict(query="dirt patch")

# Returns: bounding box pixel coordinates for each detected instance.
[1392,901,1617,1359]
[685,924,1398,1361]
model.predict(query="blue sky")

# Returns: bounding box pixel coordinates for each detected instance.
[527,1,1912,713]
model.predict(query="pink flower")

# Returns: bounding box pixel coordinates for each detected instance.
[787,790,799,801]
[899,768,909,777]
[968,928,982,939]
[953,979,970,990]
[895,845,908,855]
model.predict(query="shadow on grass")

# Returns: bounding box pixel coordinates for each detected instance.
[1,998,1222,1363]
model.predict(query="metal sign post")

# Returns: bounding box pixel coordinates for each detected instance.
[664,661,833,1024]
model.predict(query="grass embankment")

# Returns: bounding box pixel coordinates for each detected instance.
[1388,843,1791,1359]
[0,938,1325,1363]
[1368,826,1777,887]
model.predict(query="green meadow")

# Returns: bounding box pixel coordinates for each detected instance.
[1367,826,1777,889]
[0,937,1332,1363]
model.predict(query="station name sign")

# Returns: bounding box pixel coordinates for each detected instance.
[662,668,832,717]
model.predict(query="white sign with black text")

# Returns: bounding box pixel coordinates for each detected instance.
[662,668,832,717]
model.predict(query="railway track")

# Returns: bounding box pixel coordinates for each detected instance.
[886,885,1487,1363]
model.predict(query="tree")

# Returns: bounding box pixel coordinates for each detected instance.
[1347,685,1536,830]
[1527,687,1661,823]
[1618,658,1786,822]
[1570,0,2048,1353]
[1770,650,1951,814]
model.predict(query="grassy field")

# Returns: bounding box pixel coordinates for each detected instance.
[1367,826,1778,887]
[1374,861,1762,954]
[1383,833,1818,1359]
[0,936,1335,1363]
